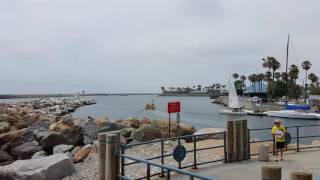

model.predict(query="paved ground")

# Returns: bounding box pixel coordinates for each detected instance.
[168,149,320,180]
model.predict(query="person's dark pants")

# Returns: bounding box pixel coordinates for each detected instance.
[276,142,285,149]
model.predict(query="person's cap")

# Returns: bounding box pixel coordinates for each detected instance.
[275,119,281,123]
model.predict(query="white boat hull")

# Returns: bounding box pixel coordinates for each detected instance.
[264,110,320,120]
[219,109,247,115]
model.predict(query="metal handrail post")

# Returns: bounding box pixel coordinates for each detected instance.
[160,140,165,177]
[297,126,300,152]
[223,131,227,162]
[146,164,151,180]
[178,137,182,169]
[247,130,251,159]
[192,136,197,169]
[121,146,125,177]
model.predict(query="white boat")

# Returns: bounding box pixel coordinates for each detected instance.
[264,110,320,120]
[219,79,247,115]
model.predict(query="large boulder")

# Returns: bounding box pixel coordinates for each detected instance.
[49,118,74,131]
[80,117,99,145]
[118,117,141,128]
[40,126,82,151]
[0,153,75,180]
[73,144,93,163]
[0,121,10,134]
[53,144,74,154]
[20,121,50,143]
[0,150,14,162]
[151,120,196,137]
[0,129,25,148]
[11,141,43,159]
[94,117,109,127]
[132,124,162,142]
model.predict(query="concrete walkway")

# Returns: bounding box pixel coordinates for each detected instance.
[170,149,320,180]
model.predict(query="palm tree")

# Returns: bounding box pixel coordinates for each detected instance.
[257,73,265,92]
[248,75,254,95]
[275,72,281,81]
[302,60,312,103]
[270,58,281,100]
[262,57,280,101]
[249,74,258,93]
[308,73,318,87]
[232,73,239,80]
[262,57,273,72]
[240,75,246,97]
[281,72,287,82]
[289,64,299,84]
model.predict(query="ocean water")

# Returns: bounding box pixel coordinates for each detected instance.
[72,95,320,143]
[1,95,320,143]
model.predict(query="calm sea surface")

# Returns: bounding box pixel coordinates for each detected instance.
[1,95,320,143]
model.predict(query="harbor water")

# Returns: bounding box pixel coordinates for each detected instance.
[2,95,320,144]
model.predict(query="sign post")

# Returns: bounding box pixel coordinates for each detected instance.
[168,101,181,137]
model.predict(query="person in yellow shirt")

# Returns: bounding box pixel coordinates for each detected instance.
[271,118,286,162]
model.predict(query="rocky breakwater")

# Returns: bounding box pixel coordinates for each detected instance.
[114,117,196,143]
[32,97,96,116]
[0,98,98,179]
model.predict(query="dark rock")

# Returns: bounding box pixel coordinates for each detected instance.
[0,150,14,162]
[40,126,82,152]
[20,121,50,143]
[11,142,43,160]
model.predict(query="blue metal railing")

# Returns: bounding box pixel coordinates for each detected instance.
[118,154,215,180]
[120,132,226,179]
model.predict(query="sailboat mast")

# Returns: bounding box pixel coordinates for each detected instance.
[285,34,290,104]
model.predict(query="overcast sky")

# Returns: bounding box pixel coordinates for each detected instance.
[1,0,319,94]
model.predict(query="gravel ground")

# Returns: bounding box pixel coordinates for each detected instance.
[64,139,224,180]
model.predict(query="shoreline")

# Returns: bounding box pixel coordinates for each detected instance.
[0,93,159,100]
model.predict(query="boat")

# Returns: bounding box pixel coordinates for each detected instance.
[264,110,320,120]
[145,99,156,111]
[219,79,247,115]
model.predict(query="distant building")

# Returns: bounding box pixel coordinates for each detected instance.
[244,83,268,98]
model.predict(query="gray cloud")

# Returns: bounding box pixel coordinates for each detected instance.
[0,0,320,93]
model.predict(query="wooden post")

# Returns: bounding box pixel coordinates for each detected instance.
[290,171,312,180]
[98,133,107,180]
[227,121,235,162]
[234,120,242,161]
[105,134,120,180]
[110,131,121,178]
[261,165,282,180]
[241,120,248,160]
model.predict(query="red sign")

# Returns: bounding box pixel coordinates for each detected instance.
[168,101,181,113]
